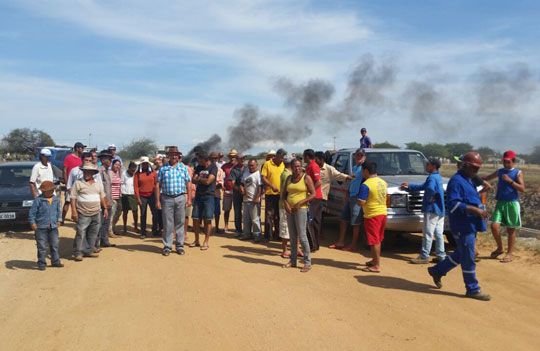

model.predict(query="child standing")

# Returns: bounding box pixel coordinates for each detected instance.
[28,181,63,271]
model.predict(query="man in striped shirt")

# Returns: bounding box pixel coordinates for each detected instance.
[155,146,192,256]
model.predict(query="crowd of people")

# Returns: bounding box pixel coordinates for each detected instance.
[26,133,526,301]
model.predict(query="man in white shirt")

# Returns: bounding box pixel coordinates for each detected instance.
[239,159,262,240]
[29,148,54,198]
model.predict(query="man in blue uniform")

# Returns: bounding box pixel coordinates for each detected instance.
[427,152,491,301]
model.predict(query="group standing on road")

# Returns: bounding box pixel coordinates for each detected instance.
[25,130,527,301]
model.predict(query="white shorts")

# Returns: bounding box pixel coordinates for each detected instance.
[279,208,289,239]
[222,195,233,211]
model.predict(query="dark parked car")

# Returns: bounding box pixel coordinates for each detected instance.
[0,162,62,225]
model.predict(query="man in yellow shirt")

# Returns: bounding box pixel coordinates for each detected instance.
[357,161,387,273]
[261,148,286,242]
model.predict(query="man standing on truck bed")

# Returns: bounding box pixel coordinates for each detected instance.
[401,158,446,264]
[359,128,373,149]
[427,152,491,301]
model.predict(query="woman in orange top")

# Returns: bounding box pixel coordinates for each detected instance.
[134,157,158,239]
[282,159,316,272]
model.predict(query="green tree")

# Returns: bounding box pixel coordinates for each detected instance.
[422,143,449,158]
[529,145,540,165]
[405,142,425,153]
[444,142,474,158]
[118,138,157,161]
[1,128,55,156]
[475,146,495,161]
[373,141,400,149]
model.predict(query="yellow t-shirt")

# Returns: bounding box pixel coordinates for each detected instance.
[286,174,308,209]
[261,159,285,195]
[358,177,388,218]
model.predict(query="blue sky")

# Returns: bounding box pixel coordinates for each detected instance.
[1,0,539,154]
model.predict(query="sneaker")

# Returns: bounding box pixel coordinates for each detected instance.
[52,263,64,268]
[73,255,83,262]
[176,248,185,255]
[233,233,243,239]
[239,235,253,241]
[38,266,46,271]
[162,249,171,256]
[432,256,445,263]
[427,267,443,289]
[83,253,99,258]
[410,257,430,264]
[465,291,491,301]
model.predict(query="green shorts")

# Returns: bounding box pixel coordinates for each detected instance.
[492,200,521,228]
[121,195,138,212]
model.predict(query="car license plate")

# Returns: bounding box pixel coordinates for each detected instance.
[0,212,16,220]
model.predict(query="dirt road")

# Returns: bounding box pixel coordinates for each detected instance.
[1,216,539,351]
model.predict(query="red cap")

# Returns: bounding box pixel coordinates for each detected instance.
[502,150,516,161]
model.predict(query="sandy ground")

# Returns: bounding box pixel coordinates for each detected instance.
[1,210,540,351]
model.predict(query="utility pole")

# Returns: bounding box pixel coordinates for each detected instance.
[333,136,336,150]
[89,133,92,149]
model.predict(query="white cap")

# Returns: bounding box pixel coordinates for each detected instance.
[40,148,52,156]
[108,144,117,149]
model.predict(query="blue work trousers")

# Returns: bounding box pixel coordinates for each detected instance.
[431,232,480,293]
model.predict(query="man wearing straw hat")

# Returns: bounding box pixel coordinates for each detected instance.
[71,163,109,261]
[155,146,192,256]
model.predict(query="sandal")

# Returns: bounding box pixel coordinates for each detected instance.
[300,265,312,273]
[281,253,290,258]
[490,250,504,259]
[364,261,374,267]
[500,256,513,263]
[188,242,201,248]
[282,262,297,268]
[200,245,209,251]
[328,244,344,250]
[341,246,356,252]
[298,251,304,257]
[360,266,380,273]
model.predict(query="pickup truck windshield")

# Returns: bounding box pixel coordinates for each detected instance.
[365,152,427,176]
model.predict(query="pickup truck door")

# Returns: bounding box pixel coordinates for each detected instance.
[327,152,350,215]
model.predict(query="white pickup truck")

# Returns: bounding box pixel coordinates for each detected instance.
[324,148,449,233]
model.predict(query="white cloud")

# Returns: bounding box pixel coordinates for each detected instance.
[12,0,370,79]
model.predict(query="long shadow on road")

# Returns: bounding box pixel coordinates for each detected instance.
[223,254,283,267]
[355,275,463,297]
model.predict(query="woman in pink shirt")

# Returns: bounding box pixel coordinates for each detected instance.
[109,159,123,236]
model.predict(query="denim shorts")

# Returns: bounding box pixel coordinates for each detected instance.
[214,197,221,216]
[192,194,215,220]
[340,197,363,226]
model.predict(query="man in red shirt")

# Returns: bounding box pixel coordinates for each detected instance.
[220,150,237,232]
[62,141,85,223]
[303,149,323,251]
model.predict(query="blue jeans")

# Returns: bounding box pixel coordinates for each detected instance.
[73,213,101,256]
[242,201,261,237]
[98,208,112,247]
[192,194,214,221]
[340,198,363,226]
[287,208,311,266]
[420,212,446,259]
[431,232,480,293]
[35,227,60,267]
